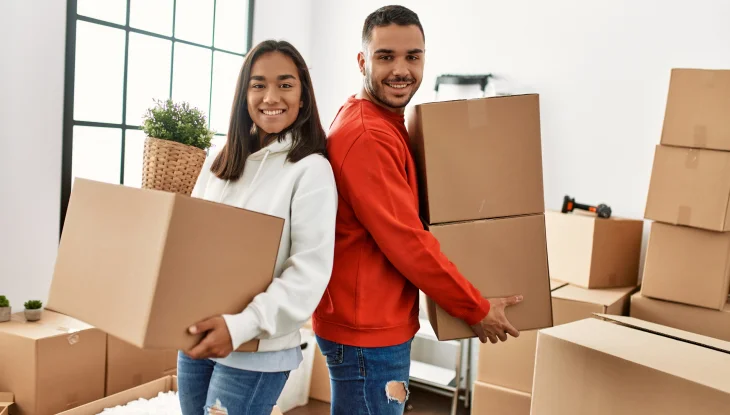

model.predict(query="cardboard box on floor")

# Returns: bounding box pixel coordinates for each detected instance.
[105,335,178,396]
[0,310,106,415]
[477,283,636,393]
[47,179,284,351]
[0,393,14,415]
[641,221,730,310]
[471,382,530,415]
[426,214,552,341]
[531,315,730,414]
[545,210,643,288]
[645,145,730,232]
[407,94,545,224]
[56,376,283,415]
[630,292,730,342]
[661,68,730,151]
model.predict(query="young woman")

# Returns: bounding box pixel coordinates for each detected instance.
[177,40,337,415]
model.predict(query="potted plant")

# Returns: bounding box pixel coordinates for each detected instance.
[24,300,43,322]
[141,99,215,196]
[0,296,10,322]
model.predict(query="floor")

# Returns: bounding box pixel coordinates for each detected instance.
[287,386,470,415]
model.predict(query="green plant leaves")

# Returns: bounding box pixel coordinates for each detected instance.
[141,99,214,150]
[24,300,43,310]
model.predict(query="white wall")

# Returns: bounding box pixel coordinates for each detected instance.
[253,0,313,64]
[0,0,67,306]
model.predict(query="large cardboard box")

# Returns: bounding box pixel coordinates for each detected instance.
[630,292,730,341]
[57,376,283,415]
[0,311,106,415]
[471,382,530,415]
[645,145,730,231]
[477,283,635,392]
[105,335,178,396]
[531,316,730,414]
[641,222,730,310]
[48,179,284,351]
[545,210,643,288]
[0,393,14,415]
[661,68,730,151]
[407,94,544,224]
[426,214,552,341]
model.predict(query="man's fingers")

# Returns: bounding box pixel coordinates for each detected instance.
[495,328,508,342]
[504,295,524,307]
[504,321,520,338]
[488,334,498,344]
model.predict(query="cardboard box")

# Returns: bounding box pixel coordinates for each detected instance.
[472,382,530,415]
[661,68,730,151]
[630,292,730,341]
[641,222,730,310]
[0,393,14,415]
[531,316,730,414]
[407,94,544,224]
[105,335,178,396]
[545,210,643,288]
[57,376,283,415]
[477,283,635,392]
[309,344,331,404]
[427,214,552,341]
[48,179,284,351]
[0,311,106,415]
[645,145,730,231]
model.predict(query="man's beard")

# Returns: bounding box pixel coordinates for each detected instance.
[364,68,417,109]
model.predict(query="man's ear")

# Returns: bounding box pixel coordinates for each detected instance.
[357,51,366,76]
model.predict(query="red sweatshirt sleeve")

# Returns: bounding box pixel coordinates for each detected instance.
[339,129,490,326]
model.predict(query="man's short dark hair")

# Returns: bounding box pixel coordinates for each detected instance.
[362,5,424,47]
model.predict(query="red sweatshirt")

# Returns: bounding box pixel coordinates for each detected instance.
[312,96,490,347]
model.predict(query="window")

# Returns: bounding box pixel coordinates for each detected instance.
[60,0,254,232]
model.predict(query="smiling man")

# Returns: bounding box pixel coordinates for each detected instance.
[312,5,522,414]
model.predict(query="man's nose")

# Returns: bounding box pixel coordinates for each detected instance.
[392,58,409,77]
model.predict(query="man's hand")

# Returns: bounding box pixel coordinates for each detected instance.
[470,295,523,344]
[185,316,234,359]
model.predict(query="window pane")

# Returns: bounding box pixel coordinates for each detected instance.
[126,33,172,125]
[214,0,249,53]
[172,43,212,118]
[130,0,174,36]
[77,0,127,25]
[124,129,147,188]
[72,126,122,185]
[210,52,243,133]
[73,21,125,123]
[175,0,214,46]
[210,135,227,154]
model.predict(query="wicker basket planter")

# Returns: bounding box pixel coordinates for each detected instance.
[142,137,207,196]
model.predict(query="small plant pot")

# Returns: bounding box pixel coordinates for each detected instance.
[0,307,10,322]
[24,308,42,322]
[142,137,207,196]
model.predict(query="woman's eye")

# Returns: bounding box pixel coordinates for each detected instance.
[251,84,264,89]
[281,84,292,89]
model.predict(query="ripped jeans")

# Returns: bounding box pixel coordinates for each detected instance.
[315,336,412,415]
[177,352,289,415]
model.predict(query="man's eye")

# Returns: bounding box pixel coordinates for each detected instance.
[407,55,419,60]
[379,55,393,61]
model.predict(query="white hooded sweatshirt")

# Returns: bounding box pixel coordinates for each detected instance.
[191,133,337,368]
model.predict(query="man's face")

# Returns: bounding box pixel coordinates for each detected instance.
[359,24,425,111]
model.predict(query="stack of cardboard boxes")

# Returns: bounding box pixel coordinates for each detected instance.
[639,68,730,341]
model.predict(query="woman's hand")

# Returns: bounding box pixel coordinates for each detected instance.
[185,316,234,359]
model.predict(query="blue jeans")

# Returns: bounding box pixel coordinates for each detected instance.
[177,351,290,415]
[315,336,412,415]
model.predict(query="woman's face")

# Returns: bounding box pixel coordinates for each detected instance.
[247,51,302,139]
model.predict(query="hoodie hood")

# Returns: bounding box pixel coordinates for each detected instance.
[249,132,293,160]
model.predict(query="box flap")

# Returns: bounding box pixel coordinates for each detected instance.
[0,311,94,340]
[552,284,637,306]
[56,376,174,415]
[596,314,730,354]
[540,318,730,393]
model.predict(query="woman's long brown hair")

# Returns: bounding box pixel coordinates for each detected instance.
[211,40,327,181]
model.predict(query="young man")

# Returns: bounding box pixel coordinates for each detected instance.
[312,5,522,414]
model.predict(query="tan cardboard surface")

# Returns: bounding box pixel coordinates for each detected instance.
[407,94,544,224]
[0,393,13,415]
[427,214,552,341]
[531,318,730,414]
[645,145,730,232]
[641,221,730,310]
[630,293,730,342]
[105,336,178,396]
[48,179,283,350]
[661,68,730,151]
[545,211,643,288]
[478,284,634,392]
[309,344,331,403]
[0,310,106,415]
[471,382,530,415]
